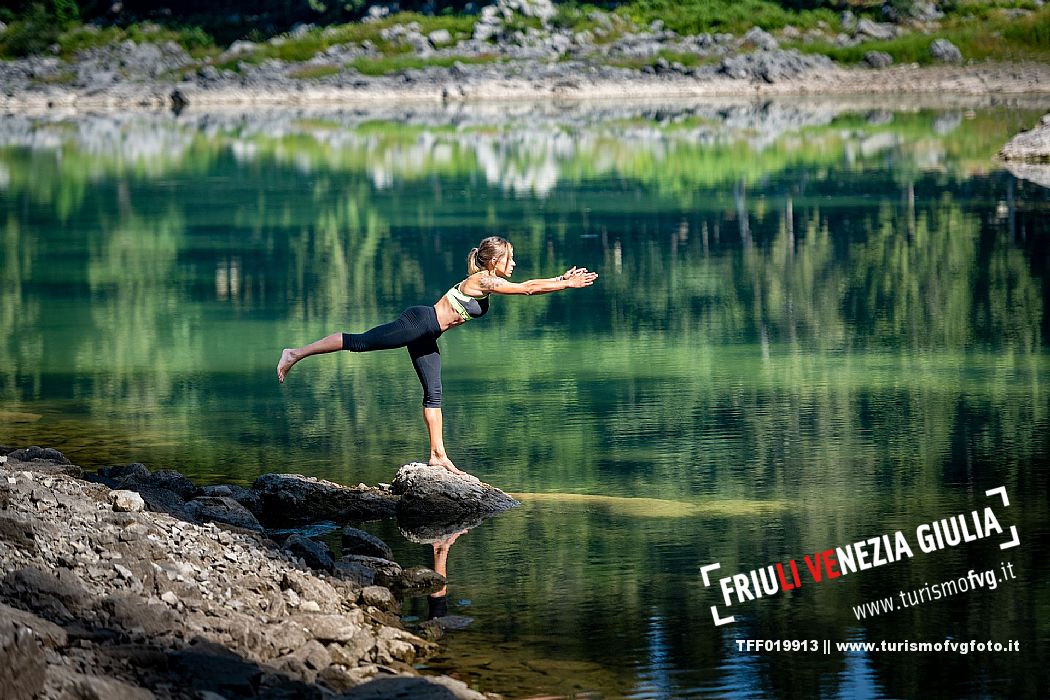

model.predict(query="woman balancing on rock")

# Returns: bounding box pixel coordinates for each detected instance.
[276,236,598,475]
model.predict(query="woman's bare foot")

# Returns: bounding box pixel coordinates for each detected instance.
[429,454,466,476]
[277,348,299,383]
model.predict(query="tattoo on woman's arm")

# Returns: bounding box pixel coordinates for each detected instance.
[480,276,507,291]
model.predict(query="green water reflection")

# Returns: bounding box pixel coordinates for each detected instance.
[1,100,1049,698]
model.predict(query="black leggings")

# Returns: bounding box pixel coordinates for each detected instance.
[342,306,444,408]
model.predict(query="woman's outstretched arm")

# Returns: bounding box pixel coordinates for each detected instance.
[479,266,598,296]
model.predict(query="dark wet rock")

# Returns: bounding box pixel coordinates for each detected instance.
[930,38,962,64]
[341,555,402,583]
[864,51,894,69]
[251,473,398,526]
[97,463,150,483]
[719,49,834,83]
[168,639,272,697]
[388,565,446,594]
[170,87,189,111]
[341,526,394,560]
[134,485,191,520]
[7,446,71,464]
[283,534,336,572]
[1000,113,1050,162]
[342,674,488,699]
[333,560,376,587]
[186,496,263,532]
[203,483,263,514]
[3,450,83,478]
[417,613,474,640]
[137,469,198,500]
[391,463,519,526]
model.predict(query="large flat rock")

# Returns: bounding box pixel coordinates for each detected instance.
[391,464,519,526]
[251,473,398,526]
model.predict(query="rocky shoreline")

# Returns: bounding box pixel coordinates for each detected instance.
[3,0,1050,113]
[5,58,1050,114]
[0,444,517,699]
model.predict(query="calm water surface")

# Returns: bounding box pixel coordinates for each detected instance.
[2,98,1049,699]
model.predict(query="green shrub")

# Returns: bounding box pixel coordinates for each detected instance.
[287,63,342,79]
[348,53,497,76]
[791,7,1050,65]
[0,4,63,57]
[619,0,837,35]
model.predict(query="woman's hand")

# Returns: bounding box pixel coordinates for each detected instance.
[561,266,598,288]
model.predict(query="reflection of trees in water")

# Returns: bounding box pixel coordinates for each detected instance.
[0,215,41,400]
[1,106,1045,206]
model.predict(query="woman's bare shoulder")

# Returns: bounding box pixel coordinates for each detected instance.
[461,272,496,296]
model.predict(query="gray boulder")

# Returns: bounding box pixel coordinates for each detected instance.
[110,490,146,512]
[719,49,834,83]
[341,555,402,582]
[202,483,262,514]
[135,485,192,520]
[929,38,962,63]
[282,534,336,572]
[389,565,446,594]
[333,560,376,587]
[7,446,71,465]
[429,29,452,46]
[742,27,778,50]
[883,0,942,22]
[251,473,398,526]
[2,451,82,478]
[864,50,894,69]
[855,18,896,41]
[96,462,149,483]
[390,463,519,525]
[342,674,488,699]
[140,469,198,499]
[185,496,263,532]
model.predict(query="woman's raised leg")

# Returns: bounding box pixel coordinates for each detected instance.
[278,307,429,383]
[277,333,342,383]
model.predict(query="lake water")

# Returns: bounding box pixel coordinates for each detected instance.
[2,97,1049,699]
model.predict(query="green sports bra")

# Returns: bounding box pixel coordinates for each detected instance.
[446,283,490,322]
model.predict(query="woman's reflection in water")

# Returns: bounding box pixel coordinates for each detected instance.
[428,529,467,619]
